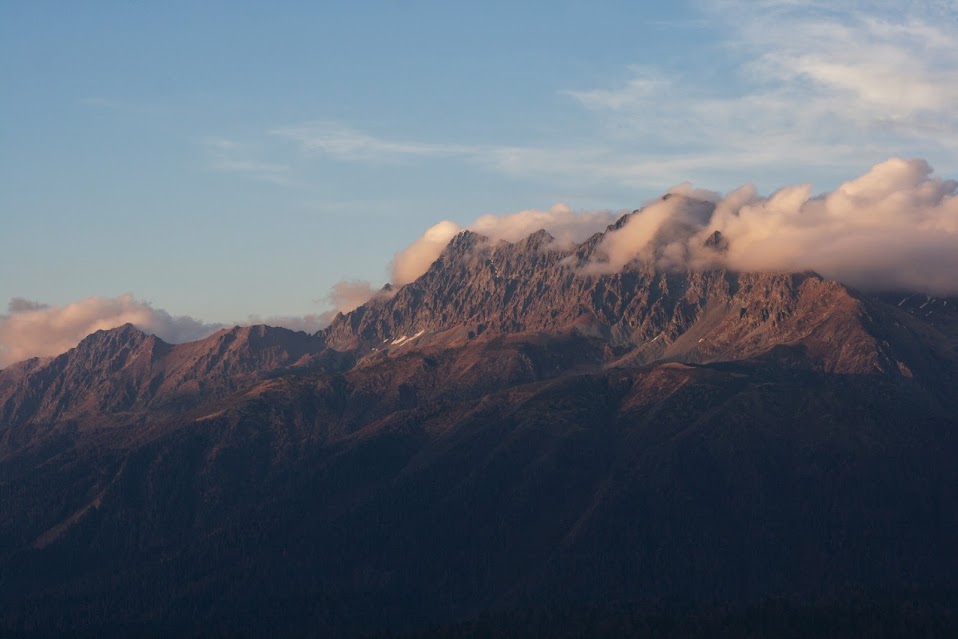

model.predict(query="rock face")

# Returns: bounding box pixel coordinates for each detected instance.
[0,323,332,428]
[322,224,944,381]
[1,213,958,637]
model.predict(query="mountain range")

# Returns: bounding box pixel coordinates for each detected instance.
[2,205,957,637]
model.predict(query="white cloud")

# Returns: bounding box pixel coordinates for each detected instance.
[0,294,221,368]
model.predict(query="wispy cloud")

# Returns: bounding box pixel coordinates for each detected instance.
[267,123,716,190]
[562,66,671,112]
[217,2,958,192]
[270,121,472,163]
[202,137,300,187]
[561,1,958,180]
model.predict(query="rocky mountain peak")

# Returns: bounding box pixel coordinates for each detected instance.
[75,322,153,350]
[320,216,947,383]
[703,230,728,251]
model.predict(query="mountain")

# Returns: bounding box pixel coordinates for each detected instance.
[0,323,339,429]
[2,211,958,637]
[324,219,955,389]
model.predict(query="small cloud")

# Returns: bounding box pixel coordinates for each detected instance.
[391,220,463,286]
[563,66,671,111]
[252,281,382,332]
[8,298,49,313]
[324,280,378,314]
[247,313,328,335]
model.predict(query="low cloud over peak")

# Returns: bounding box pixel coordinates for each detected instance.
[390,204,619,286]
[582,157,958,294]
[392,158,958,296]
[0,294,221,368]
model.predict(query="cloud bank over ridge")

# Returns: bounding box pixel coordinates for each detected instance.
[394,158,958,295]
[0,294,222,368]
[390,204,618,286]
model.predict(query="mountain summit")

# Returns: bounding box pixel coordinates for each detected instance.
[322,221,952,386]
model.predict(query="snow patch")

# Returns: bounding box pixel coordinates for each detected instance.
[390,330,426,347]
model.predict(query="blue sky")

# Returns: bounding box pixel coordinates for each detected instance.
[2,0,957,329]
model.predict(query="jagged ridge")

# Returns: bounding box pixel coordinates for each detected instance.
[321,223,931,379]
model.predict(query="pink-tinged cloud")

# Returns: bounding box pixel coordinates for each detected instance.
[249,281,382,334]
[391,204,619,285]
[0,294,221,367]
[324,279,379,315]
[588,157,958,295]
[469,203,616,245]
[391,220,463,286]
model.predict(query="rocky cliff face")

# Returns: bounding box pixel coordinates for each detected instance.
[0,323,332,428]
[322,222,940,381]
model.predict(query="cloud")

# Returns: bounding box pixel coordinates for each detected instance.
[557,2,958,184]
[317,279,382,326]
[203,138,299,187]
[588,157,958,295]
[391,220,463,286]
[247,281,383,334]
[389,204,620,285]
[271,122,472,163]
[247,314,328,335]
[563,66,671,112]
[469,203,616,245]
[268,121,713,190]
[217,3,956,195]
[586,190,717,274]
[0,294,222,368]
[324,280,379,314]
[7,298,48,313]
